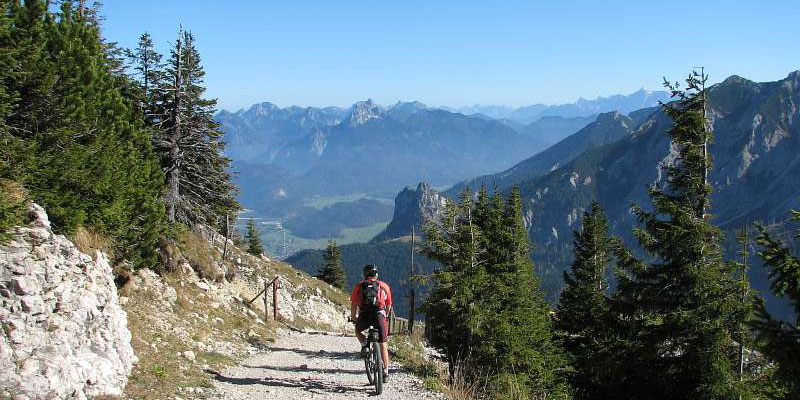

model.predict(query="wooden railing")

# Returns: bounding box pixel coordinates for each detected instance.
[388,313,408,335]
[245,276,281,322]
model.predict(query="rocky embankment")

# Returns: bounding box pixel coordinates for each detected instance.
[0,204,137,400]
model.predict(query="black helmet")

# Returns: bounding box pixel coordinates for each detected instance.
[363,264,378,278]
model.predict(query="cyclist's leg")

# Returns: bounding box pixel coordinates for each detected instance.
[376,313,389,372]
[354,315,368,346]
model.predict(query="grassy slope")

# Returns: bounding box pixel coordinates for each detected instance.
[103,230,349,400]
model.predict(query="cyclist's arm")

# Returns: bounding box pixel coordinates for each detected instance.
[350,283,360,321]
[351,302,359,321]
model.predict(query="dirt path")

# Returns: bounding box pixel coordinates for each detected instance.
[209,329,442,399]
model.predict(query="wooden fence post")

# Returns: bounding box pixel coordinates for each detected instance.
[264,276,269,322]
[222,214,229,261]
[273,279,279,321]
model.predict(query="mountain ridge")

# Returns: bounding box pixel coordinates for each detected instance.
[442,88,670,124]
[446,110,635,196]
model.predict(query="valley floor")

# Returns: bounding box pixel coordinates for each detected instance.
[209,329,442,400]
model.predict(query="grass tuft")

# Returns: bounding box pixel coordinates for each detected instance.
[72,226,114,259]
[0,179,28,243]
[391,331,484,400]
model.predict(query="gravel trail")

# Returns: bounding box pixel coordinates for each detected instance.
[209,329,442,399]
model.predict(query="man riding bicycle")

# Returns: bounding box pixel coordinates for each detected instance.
[351,264,393,381]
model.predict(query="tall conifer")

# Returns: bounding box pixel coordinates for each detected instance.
[423,187,569,399]
[156,29,237,227]
[423,189,485,378]
[126,32,164,124]
[612,71,745,400]
[556,201,611,399]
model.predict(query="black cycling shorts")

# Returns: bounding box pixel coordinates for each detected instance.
[356,312,387,343]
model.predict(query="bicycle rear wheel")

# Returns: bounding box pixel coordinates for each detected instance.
[372,341,383,395]
[364,341,375,385]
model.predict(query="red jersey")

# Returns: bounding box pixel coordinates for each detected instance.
[351,278,392,310]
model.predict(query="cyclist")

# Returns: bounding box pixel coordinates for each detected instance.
[351,264,393,381]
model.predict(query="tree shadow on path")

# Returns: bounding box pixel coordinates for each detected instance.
[267,346,357,361]
[213,373,371,395]
[243,364,364,375]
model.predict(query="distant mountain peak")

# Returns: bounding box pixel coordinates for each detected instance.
[393,100,428,108]
[595,110,625,121]
[371,181,448,243]
[245,101,279,117]
[720,75,752,85]
[347,99,385,126]
[390,100,429,111]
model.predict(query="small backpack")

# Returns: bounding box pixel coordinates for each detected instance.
[360,280,382,314]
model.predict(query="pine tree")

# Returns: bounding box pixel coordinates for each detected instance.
[156,29,238,227]
[125,32,164,124]
[423,187,570,399]
[422,188,486,378]
[728,228,755,397]
[245,220,264,256]
[319,239,347,289]
[753,212,800,397]
[556,201,612,399]
[612,71,745,400]
[480,187,570,399]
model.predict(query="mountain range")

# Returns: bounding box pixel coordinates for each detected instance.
[444,88,670,124]
[447,110,645,195]
[218,99,570,247]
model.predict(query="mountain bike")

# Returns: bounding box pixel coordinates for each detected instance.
[350,316,386,395]
[363,325,384,395]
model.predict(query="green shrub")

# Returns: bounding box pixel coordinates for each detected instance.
[0,180,27,243]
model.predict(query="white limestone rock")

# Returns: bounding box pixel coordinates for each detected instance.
[0,203,137,400]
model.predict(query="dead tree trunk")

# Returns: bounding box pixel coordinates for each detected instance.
[166,32,183,222]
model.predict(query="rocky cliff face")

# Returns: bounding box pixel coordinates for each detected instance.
[371,182,447,243]
[0,204,136,400]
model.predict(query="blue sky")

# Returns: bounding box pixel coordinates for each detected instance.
[101,0,800,112]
